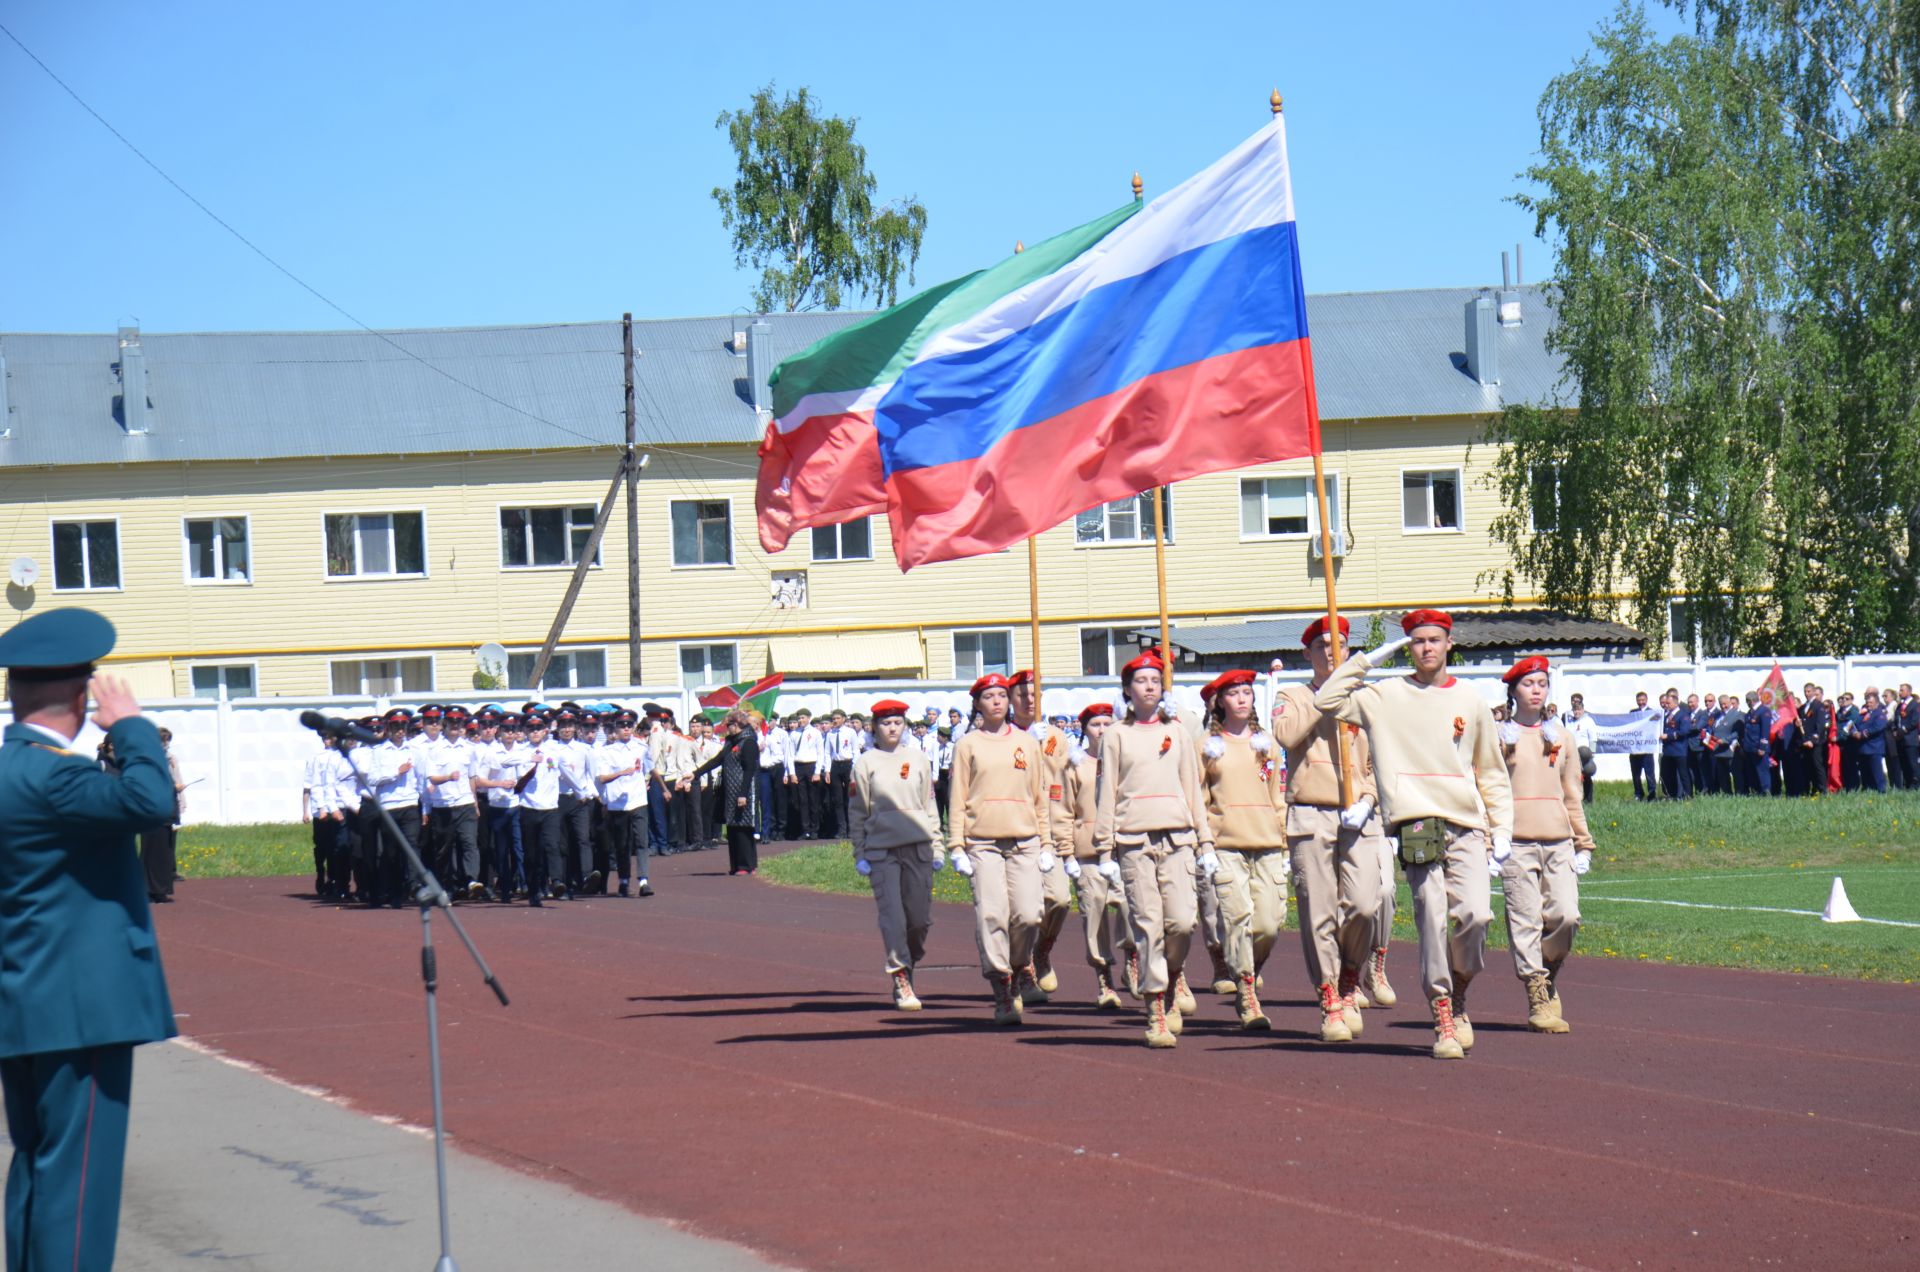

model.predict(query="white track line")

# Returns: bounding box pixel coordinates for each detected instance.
[1579,895,1920,928]
[1582,867,1920,888]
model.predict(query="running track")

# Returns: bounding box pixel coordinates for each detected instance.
[156,846,1920,1270]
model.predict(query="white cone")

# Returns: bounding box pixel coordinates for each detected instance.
[1822,876,1861,924]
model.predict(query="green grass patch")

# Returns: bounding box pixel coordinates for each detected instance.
[178,823,314,879]
[759,839,978,906]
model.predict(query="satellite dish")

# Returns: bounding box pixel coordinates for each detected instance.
[8,558,37,589]
[475,642,508,675]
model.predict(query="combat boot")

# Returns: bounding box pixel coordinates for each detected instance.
[1430,995,1465,1060]
[1451,976,1475,1051]
[1545,958,1565,1021]
[1167,972,1198,1022]
[1207,944,1235,996]
[1016,965,1050,1007]
[1317,981,1352,1043]
[1235,973,1270,1030]
[1366,946,1398,1007]
[892,970,923,1012]
[1335,965,1365,1037]
[1094,965,1122,1010]
[1034,937,1060,994]
[1143,992,1177,1049]
[1124,948,1142,999]
[1525,972,1568,1033]
[991,974,1022,1026]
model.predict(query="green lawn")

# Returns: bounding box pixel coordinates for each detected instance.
[757,790,1920,983]
[178,823,316,879]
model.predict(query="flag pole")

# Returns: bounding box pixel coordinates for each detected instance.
[1273,88,1355,805]
[1130,169,1175,679]
[1013,239,1046,720]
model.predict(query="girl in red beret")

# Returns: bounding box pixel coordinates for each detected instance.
[1197,670,1287,1030]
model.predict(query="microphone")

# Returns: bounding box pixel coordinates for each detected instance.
[300,710,384,745]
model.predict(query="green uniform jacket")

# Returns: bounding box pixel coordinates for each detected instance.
[0,718,178,1058]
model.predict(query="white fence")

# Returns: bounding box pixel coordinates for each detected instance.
[13,653,1919,825]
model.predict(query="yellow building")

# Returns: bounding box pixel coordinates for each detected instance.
[0,286,1636,698]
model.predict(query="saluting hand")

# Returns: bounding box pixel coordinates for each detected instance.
[88,673,142,730]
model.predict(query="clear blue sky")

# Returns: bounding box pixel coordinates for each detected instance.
[0,2,1685,334]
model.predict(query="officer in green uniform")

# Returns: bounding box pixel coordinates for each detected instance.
[0,608,177,1271]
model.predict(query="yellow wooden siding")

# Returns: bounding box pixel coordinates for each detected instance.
[0,416,1529,693]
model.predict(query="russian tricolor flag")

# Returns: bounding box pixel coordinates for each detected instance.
[758,117,1319,571]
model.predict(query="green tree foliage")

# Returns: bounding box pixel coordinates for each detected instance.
[712,84,928,313]
[1490,1,1918,656]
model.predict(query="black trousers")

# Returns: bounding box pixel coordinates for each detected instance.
[1840,742,1862,791]
[518,806,557,899]
[935,771,952,829]
[428,804,480,888]
[354,800,382,899]
[1898,739,1920,790]
[727,824,758,874]
[827,758,854,837]
[1689,749,1711,793]
[1659,755,1691,799]
[140,825,176,901]
[376,802,421,903]
[1711,753,1736,795]
[668,784,693,849]
[310,814,351,894]
[604,808,650,884]
[1629,754,1656,800]
[758,768,783,839]
[1860,753,1887,792]
[792,763,821,837]
[558,794,593,887]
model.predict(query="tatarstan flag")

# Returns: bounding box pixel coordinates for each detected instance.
[697,673,784,723]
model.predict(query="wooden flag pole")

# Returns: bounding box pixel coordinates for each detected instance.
[1013,238,1045,719]
[1124,171,1175,680]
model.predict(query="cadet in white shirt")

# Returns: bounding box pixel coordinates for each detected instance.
[473,713,534,900]
[512,712,565,904]
[553,710,603,896]
[594,709,654,897]
[789,710,827,839]
[302,737,353,899]
[757,714,790,842]
[419,706,486,899]
[359,708,424,908]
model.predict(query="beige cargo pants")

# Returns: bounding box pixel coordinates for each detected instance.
[862,841,936,975]
[1288,804,1385,990]
[1118,832,1198,995]
[1212,846,1289,980]
[962,837,1044,979]
[1072,860,1133,970]
[1402,822,1492,1002]
[1500,836,1581,978]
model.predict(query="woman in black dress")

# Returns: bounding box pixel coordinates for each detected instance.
[695,710,761,875]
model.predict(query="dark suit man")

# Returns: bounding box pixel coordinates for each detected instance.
[1836,694,1862,791]
[0,608,177,1271]
[1740,694,1775,795]
[1893,686,1920,791]
[1858,692,1890,793]
[1799,686,1834,797]
[1686,694,1712,794]
[1628,691,1658,800]
[1710,695,1744,794]
[1660,692,1696,799]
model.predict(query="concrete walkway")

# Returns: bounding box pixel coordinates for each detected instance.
[107,1038,781,1271]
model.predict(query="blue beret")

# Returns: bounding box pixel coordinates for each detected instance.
[0,608,116,678]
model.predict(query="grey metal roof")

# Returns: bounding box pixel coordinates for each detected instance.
[0,287,1560,469]
[1132,607,1642,658]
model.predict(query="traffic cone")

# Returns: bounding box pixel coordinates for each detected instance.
[1821,876,1861,924]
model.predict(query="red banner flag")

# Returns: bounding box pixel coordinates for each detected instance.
[1756,663,1799,739]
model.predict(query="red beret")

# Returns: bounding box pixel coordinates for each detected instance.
[971,674,1011,697]
[869,699,911,720]
[1502,655,1551,685]
[1301,615,1351,648]
[1120,649,1167,682]
[1078,702,1115,725]
[1200,669,1257,704]
[1402,608,1453,634]
[1007,669,1035,689]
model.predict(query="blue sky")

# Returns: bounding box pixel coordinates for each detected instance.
[0,3,1686,334]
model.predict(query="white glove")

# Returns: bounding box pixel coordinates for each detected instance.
[1339,795,1374,831]
[1499,720,1520,747]
[950,850,974,877]
[855,858,873,877]
[1542,719,1562,745]
[1572,850,1592,875]
[1063,855,1082,880]
[1489,832,1513,876]
[1038,850,1057,874]
[1098,860,1122,887]
[931,850,945,872]
[1362,634,1411,663]
[1197,851,1219,879]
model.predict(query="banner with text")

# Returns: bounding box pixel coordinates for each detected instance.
[1587,708,1663,754]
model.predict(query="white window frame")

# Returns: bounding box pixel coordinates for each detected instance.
[327,654,438,696]
[668,498,735,570]
[677,642,740,690]
[181,514,253,585]
[48,517,123,593]
[187,661,260,699]
[1074,489,1174,548]
[809,516,874,564]
[496,502,603,571]
[1239,473,1340,541]
[951,628,1014,681]
[1399,467,1464,535]
[321,510,430,581]
[505,646,611,691]
[1077,624,1144,678]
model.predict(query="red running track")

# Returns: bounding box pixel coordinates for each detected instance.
[156,846,1920,1270]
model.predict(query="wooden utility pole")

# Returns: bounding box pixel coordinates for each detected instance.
[526,454,628,689]
[624,313,642,686]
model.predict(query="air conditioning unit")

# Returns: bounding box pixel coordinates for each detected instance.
[1309,532,1348,560]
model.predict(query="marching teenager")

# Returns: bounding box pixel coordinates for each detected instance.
[1497,657,1592,1033]
[1197,670,1288,1031]
[594,710,654,897]
[946,674,1055,1026]
[1010,670,1074,999]
[848,700,943,1011]
[1051,703,1134,1008]
[1316,610,1512,1060]
[1096,650,1212,1049]
[513,713,563,905]
[1272,620,1387,1043]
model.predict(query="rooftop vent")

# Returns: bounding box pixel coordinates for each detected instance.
[745,319,773,414]
[1463,293,1499,387]
[118,324,150,435]
[1497,245,1524,327]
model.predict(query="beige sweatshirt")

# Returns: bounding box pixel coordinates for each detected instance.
[1313,654,1513,835]
[1052,751,1103,860]
[1505,722,1595,851]
[947,726,1053,852]
[1094,718,1211,854]
[1272,681,1379,809]
[1199,730,1287,851]
[849,746,940,852]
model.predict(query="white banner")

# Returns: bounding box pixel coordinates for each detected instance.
[1588,708,1663,754]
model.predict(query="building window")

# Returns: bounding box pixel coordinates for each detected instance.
[1079,626,1141,677]
[1241,475,1339,538]
[952,629,1012,680]
[679,643,739,689]
[1528,465,1560,532]
[670,500,732,567]
[190,664,255,699]
[507,648,608,690]
[810,517,872,562]
[325,512,426,577]
[51,520,120,591]
[500,506,600,569]
[329,657,433,695]
[1075,489,1172,545]
[184,517,251,583]
[1401,470,1462,532]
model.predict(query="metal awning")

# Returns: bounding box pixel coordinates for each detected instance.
[766,632,926,679]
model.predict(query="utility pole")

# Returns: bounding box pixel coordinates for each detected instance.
[624,313,642,687]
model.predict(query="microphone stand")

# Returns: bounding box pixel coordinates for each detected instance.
[341,735,509,1272]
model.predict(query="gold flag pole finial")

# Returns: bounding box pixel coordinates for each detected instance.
[1270,88,1283,116]
[1131,171,1144,202]
[1015,240,1024,254]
